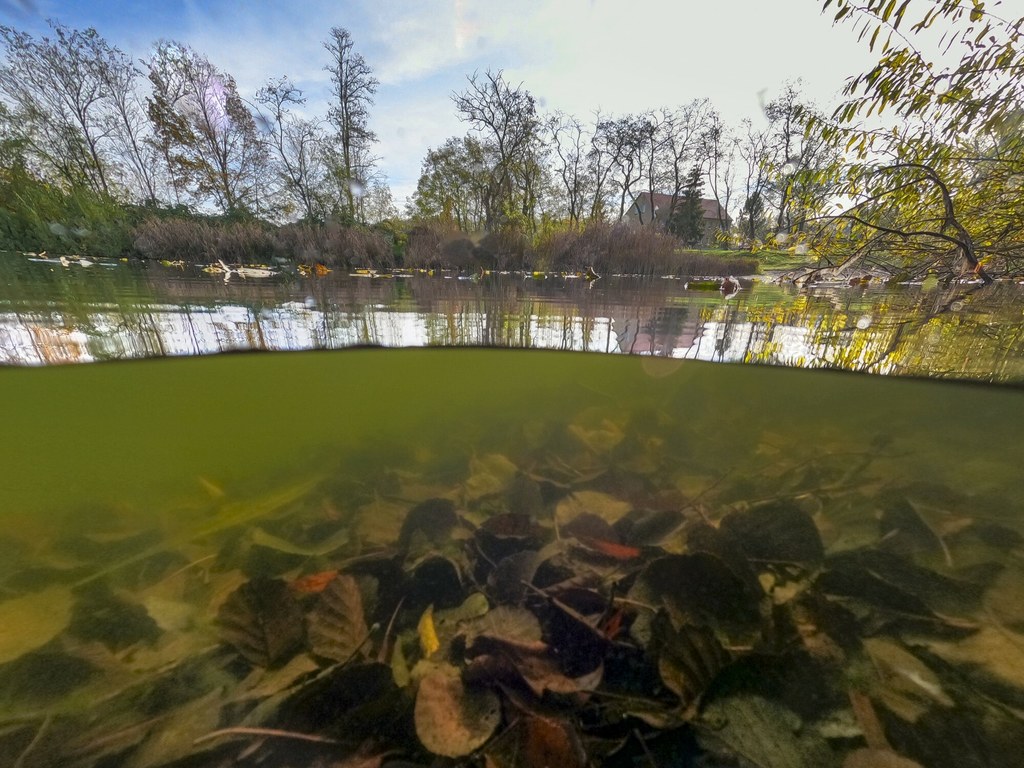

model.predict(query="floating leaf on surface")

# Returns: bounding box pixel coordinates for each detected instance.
[414,662,501,757]
[308,574,368,662]
[217,578,305,668]
[0,585,73,664]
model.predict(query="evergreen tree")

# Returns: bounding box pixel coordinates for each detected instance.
[669,165,704,246]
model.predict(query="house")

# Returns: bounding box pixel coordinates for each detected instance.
[623,192,731,247]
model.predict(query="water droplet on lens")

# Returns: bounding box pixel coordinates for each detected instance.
[856,315,872,330]
[950,300,965,312]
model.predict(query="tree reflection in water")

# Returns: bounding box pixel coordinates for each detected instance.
[1,258,1023,382]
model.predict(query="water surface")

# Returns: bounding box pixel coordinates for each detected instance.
[3,253,1024,382]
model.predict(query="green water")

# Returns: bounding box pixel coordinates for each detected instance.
[2,349,1024,767]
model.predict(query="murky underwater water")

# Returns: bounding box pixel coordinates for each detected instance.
[2,349,1023,767]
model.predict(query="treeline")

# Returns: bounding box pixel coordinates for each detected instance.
[0,21,400,264]
[410,73,838,247]
[0,18,826,273]
[409,0,1024,281]
[5,2,1024,281]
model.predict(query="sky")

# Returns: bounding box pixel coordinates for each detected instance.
[3,0,1014,207]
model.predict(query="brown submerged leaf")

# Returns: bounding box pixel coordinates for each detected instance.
[630,552,769,649]
[720,501,825,566]
[414,662,501,757]
[486,715,585,768]
[217,578,305,668]
[307,574,369,662]
[695,694,837,768]
[653,611,732,711]
[843,749,924,768]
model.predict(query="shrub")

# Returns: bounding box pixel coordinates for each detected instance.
[133,218,214,262]
[405,222,466,269]
[134,217,396,268]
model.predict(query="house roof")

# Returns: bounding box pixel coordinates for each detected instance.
[630,191,730,223]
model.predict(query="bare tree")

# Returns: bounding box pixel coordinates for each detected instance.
[594,114,647,220]
[763,83,836,234]
[547,112,593,227]
[145,41,267,216]
[737,118,777,242]
[656,100,713,224]
[700,108,738,240]
[323,27,378,220]
[453,69,542,232]
[256,76,330,222]
[98,44,160,204]
[0,23,115,195]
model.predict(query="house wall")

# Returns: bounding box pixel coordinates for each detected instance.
[624,199,730,247]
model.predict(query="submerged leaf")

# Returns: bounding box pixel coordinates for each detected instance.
[307,574,369,662]
[465,453,519,501]
[844,749,924,768]
[250,526,350,557]
[290,569,339,594]
[414,663,501,757]
[0,585,73,664]
[217,578,305,668]
[486,715,585,768]
[653,612,732,710]
[418,605,440,657]
[630,553,768,649]
[863,637,954,722]
[398,498,458,553]
[695,694,836,768]
[463,606,543,648]
[720,502,825,565]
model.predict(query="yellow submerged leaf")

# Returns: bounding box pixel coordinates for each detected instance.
[0,585,73,664]
[418,604,440,657]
